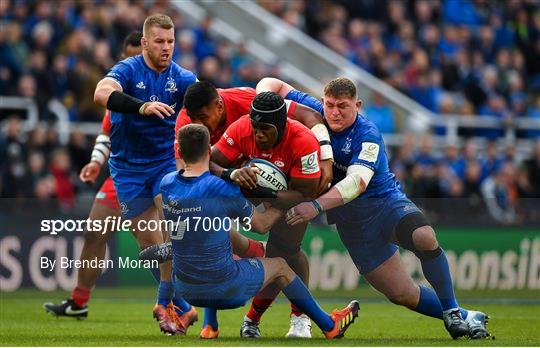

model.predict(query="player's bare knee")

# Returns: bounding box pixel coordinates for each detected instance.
[412,226,438,251]
[395,212,442,260]
[276,257,295,282]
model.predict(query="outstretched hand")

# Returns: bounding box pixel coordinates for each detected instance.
[286,202,319,226]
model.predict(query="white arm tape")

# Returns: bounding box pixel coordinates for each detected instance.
[311,124,333,160]
[91,134,111,165]
[334,165,374,203]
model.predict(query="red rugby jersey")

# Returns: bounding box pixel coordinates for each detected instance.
[101,110,111,135]
[174,87,297,158]
[215,116,320,180]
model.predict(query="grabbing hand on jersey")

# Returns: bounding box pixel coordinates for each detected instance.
[317,159,334,196]
[79,161,102,184]
[140,101,175,119]
[285,201,319,226]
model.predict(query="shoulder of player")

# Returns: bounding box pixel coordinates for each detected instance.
[224,115,252,138]
[159,171,178,190]
[176,110,191,128]
[169,62,197,80]
[205,175,241,197]
[287,119,318,144]
[219,87,255,99]
[353,114,383,142]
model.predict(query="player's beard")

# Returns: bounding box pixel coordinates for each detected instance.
[148,50,171,70]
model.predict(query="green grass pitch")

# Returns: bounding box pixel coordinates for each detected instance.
[1,287,539,346]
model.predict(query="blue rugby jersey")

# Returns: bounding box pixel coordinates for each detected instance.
[105,55,197,167]
[160,170,254,284]
[285,89,404,200]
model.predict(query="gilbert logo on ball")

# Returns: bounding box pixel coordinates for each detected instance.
[248,158,288,191]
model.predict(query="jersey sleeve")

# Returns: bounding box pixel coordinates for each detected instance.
[290,131,321,179]
[104,60,133,90]
[284,100,297,117]
[285,90,324,116]
[225,184,255,220]
[100,110,111,135]
[348,129,383,171]
[174,109,192,159]
[214,119,245,162]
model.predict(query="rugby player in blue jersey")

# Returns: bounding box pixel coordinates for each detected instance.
[161,123,359,339]
[257,77,491,340]
[93,14,197,334]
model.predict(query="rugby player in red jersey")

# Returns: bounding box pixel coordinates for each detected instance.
[211,92,322,338]
[176,81,334,196]
[176,81,333,261]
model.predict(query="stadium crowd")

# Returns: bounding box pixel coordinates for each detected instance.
[0,0,538,225]
[2,114,538,225]
[260,0,540,137]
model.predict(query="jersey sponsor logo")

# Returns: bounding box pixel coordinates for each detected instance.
[274,160,285,168]
[165,77,177,93]
[136,81,146,89]
[223,132,234,146]
[120,202,129,214]
[334,162,347,172]
[261,153,272,158]
[150,95,159,102]
[301,151,319,174]
[358,142,379,163]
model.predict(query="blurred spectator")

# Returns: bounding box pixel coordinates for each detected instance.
[364,92,396,133]
[1,116,26,198]
[480,140,503,180]
[49,148,75,211]
[481,163,517,224]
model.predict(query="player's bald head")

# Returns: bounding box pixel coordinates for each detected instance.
[177,124,210,164]
[324,77,357,99]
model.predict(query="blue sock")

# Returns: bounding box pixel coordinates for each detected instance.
[157,281,173,306]
[149,267,160,283]
[172,297,191,315]
[281,276,334,332]
[420,249,459,311]
[415,285,443,319]
[415,286,469,319]
[203,307,218,330]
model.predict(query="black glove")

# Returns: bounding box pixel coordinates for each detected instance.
[220,168,235,183]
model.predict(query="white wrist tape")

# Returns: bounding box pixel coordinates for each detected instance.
[91,134,110,165]
[311,124,333,161]
[334,165,374,203]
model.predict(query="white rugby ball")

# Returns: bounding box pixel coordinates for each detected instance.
[247,158,288,191]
